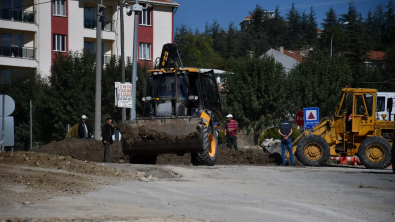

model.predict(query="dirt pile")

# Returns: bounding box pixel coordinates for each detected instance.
[28,138,298,166]
[120,124,201,141]
[0,151,144,206]
[31,139,127,163]
[156,148,298,166]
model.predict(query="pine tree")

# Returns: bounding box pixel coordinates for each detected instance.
[286,2,302,49]
[321,7,338,29]
[307,6,318,46]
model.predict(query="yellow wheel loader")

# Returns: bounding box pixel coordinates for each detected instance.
[292,88,394,169]
[120,44,222,165]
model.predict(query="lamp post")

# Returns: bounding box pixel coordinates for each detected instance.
[330,21,348,58]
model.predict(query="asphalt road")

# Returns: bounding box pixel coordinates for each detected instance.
[1,164,395,222]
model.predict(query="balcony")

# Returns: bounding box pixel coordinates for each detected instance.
[0,8,35,23]
[84,17,114,32]
[0,45,35,60]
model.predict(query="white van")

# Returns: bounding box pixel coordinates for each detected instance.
[376,92,395,121]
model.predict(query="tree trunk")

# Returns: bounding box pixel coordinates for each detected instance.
[254,129,259,146]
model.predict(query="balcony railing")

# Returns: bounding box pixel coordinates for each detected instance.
[0,45,36,59]
[0,8,35,23]
[84,17,114,31]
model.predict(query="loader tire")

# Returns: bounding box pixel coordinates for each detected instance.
[129,155,157,165]
[358,136,391,169]
[295,135,330,166]
[191,124,218,166]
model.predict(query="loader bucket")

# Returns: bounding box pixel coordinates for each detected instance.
[120,118,204,155]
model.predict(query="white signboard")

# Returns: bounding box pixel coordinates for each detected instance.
[115,82,133,108]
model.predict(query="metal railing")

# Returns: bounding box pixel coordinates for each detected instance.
[0,45,35,59]
[84,17,114,31]
[0,8,35,23]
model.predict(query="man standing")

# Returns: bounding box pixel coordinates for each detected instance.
[278,116,295,166]
[78,115,89,139]
[102,118,115,163]
[213,122,223,149]
[224,114,238,151]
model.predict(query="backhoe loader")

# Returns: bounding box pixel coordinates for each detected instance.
[120,44,222,165]
[292,88,394,169]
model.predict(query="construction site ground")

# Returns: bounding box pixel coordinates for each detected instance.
[0,139,394,222]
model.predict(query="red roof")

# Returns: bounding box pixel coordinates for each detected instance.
[283,50,303,62]
[317,28,322,33]
[243,15,253,21]
[367,51,386,61]
[138,0,179,6]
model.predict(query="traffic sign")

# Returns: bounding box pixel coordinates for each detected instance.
[303,107,319,130]
[295,111,304,126]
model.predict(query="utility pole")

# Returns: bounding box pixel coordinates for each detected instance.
[120,0,126,123]
[130,0,140,120]
[94,2,106,140]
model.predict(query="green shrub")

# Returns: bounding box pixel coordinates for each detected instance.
[259,127,300,144]
[66,124,79,139]
[218,130,227,145]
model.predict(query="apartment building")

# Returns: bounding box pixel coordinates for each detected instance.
[0,0,179,82]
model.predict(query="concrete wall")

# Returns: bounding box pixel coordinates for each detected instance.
[153,5,172,62]
[36,0,52,76]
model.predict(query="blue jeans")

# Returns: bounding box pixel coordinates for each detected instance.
[281,138,294,166]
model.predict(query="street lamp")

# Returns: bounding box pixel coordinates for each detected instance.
[330,21,348,58]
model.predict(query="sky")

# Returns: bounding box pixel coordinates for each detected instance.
[173,0,391,31]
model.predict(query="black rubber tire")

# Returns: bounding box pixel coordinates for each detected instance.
[191,124,218,166]
[295,135,330,166]
[358,136,391,169]
[129,155,157,165]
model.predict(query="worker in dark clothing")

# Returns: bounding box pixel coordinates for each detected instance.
[102,118,115,163]
[78,115,89,139]
[213,122,224,149]
[278,116,294,166]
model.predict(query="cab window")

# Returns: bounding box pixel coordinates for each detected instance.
[363,94,373,116]
[377,96,385,112]
[355,95,367,115]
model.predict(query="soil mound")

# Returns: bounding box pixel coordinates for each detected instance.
[31,139,127,163]
[120,124,201,141]
[0,151,142,206]
[156,148,290,166]
[28,138,298,166]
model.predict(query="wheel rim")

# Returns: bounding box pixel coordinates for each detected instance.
[208,133,216,158]
[304,142,323,161]
[365,145,385,163]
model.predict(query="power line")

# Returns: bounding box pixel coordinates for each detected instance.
[0,0,53,11]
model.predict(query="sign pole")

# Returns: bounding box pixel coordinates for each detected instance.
[30,100,32,150]
[1,94,4,152]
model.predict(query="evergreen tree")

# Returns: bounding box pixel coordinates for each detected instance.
[307,6,318,46]
[286,2,302,49]
[267,5,287,48]
[251,5,270,56]
[341,1,369,65]
[383,0,395,46]
[321,7,338,29]
[226,22,241,59]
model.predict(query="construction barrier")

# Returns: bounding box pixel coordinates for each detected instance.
[329,156,393,167]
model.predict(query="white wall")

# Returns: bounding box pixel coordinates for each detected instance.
[153,5,173,62]
[68,0,85,53]
[36,0,52,77]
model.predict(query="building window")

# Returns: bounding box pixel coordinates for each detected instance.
[139,43,151,60]
[139,9,151,26]
[53,34,66,52]
[53,0,66,16]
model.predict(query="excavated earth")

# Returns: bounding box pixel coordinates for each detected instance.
[1,133,298,221]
